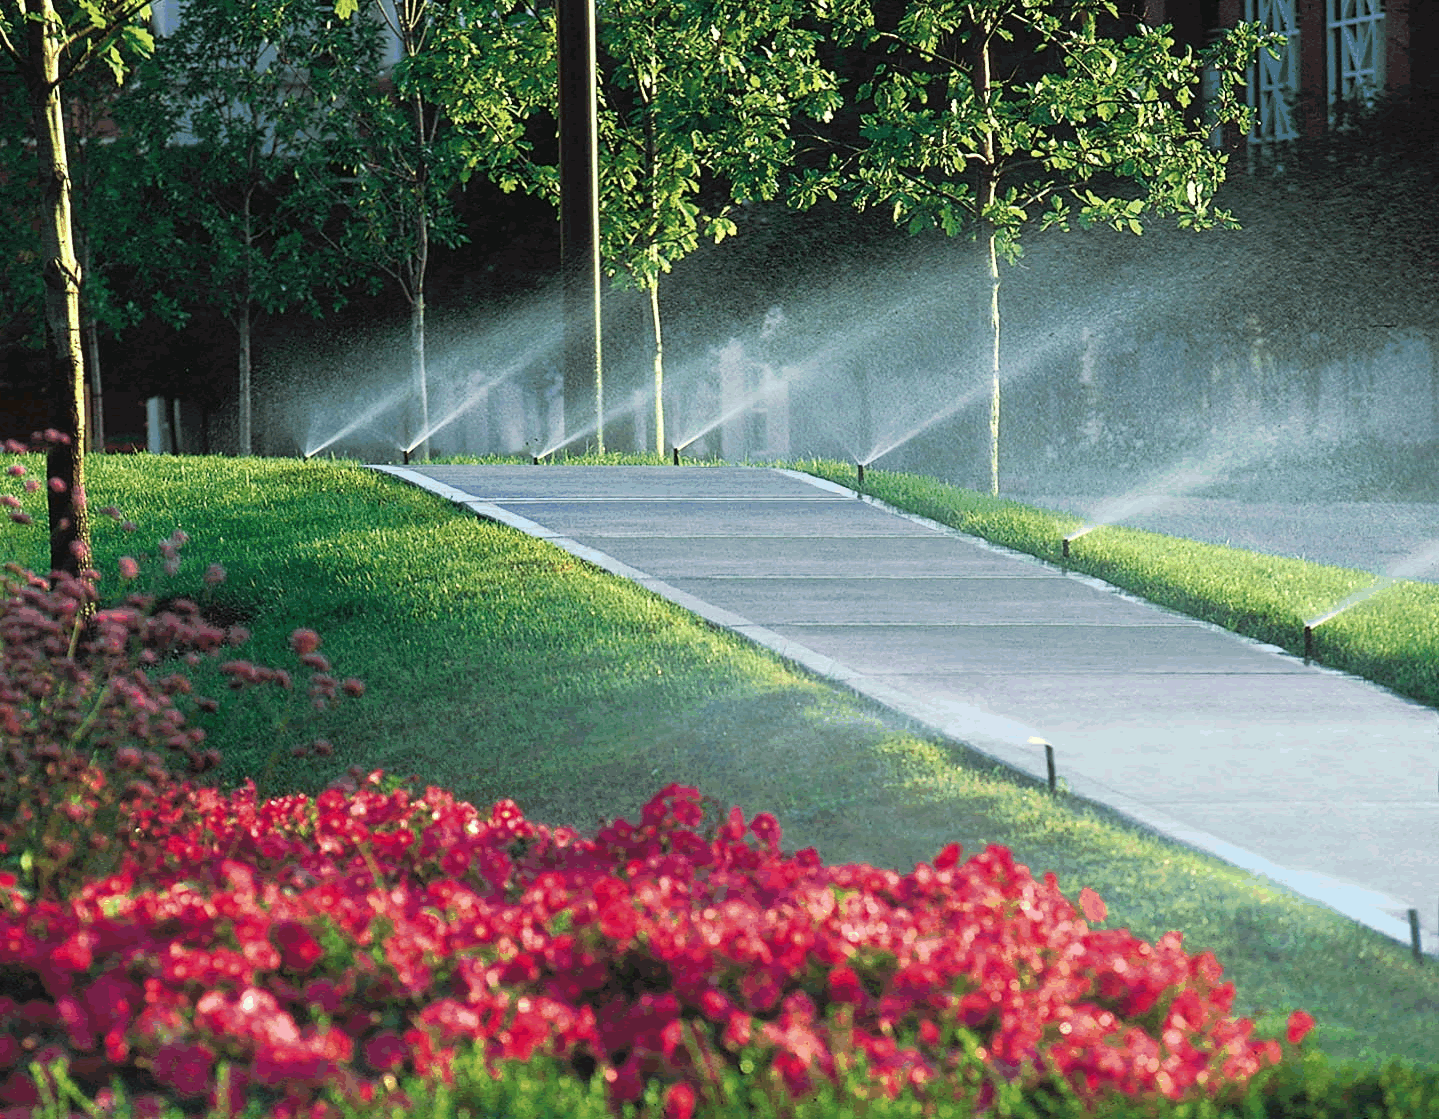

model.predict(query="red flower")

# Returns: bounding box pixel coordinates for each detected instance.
[1286,1010,1315,1046]
[663,1080,696,1119]
[271,920,324,973]
[151,1042,215,1099]
[363,1030,407,1073]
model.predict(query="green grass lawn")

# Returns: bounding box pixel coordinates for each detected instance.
[5,452,1439,1075]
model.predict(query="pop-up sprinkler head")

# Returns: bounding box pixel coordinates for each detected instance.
[402,447,411,465]
[1303,624,1314,663]
[672,445,680,466]
[531,453,540,465]
[856,462,865,490]
[1061,536,1071,559]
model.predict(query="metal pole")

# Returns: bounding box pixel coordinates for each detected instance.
[556,0,603,454]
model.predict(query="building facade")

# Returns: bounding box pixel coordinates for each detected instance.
[1143,0,1431,146]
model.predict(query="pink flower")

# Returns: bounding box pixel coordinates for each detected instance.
[118,556,140,580]
[290,629,322,656]
[1079,887,1108,924]
[1286,1010,1315,1045]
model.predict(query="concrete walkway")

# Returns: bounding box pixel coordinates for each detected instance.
[374,464,1439,956]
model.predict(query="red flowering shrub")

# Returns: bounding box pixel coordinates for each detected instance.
[0,777,1313,1119]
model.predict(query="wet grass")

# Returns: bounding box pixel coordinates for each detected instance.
[5,454,1439,1072]
[795,458,1439,709]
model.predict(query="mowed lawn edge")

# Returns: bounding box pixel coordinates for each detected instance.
[4,453,1438,1071]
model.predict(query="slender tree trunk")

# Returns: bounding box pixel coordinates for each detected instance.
[649,273,664,455]
[238,311,252,456]
[24,0,90,576]
[976,31,1000,496]
[410,91,431,462]
[238,190,254,455]
[83,318,104,452]
[985,225,1000,497]
[79,233,105,452]
[556,0,603,454]
[411,284,428,460]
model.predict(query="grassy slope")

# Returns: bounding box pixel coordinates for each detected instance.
[5,454,1439,1072]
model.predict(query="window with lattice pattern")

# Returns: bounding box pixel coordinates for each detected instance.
[1244,0,1301,143]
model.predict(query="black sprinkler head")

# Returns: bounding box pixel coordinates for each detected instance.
[856,462,865,489]
[402,447,411,465]
[1061,537,1070,559]
[1303,624,1314,663]
[672,446,680,466]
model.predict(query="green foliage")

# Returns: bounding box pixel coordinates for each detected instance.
[111,0,379,325]
[817,1,1280,256]
[23,1035,1439,1117]
[430,0,840,289]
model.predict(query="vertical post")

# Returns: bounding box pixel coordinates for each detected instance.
[556,0,603,454]
[1410,908,1423,963]
[1045,743,1056,793]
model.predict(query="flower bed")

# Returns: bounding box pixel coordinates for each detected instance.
[0,772,1313,1118]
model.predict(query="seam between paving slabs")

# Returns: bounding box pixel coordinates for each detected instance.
[371,464,1429,956]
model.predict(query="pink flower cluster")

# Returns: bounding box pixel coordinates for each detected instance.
[0,777,1314,1119]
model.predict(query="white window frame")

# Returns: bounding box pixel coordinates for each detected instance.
[1244,0,1302,144]
[1326,0,1385,112]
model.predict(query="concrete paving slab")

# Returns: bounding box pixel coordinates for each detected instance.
[493,499,934,538]
[1150,804,1439,922]
[875,672,1438,728]
[660,576,1219,626]
[765,622,1308,676]
[379,463,1439,957]
[423,464,833,501]
[579,536,1061,578]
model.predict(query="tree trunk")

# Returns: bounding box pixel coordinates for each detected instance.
[556,0,603,454]
[238,190,254,455]
[79,233,105,452]
[976,31,1000,497]
[649,273,664,456]
[410,90,431,463]
[985,224,1000,497]
[24,0,90,576]
[411,286,428,460]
